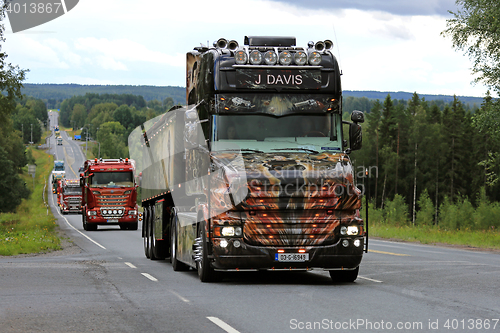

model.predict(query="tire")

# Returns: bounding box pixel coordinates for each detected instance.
[82,210,88,231]
[171,211,189,271]
[329,267,359,283]
[143,207,150,258]
[148,206,159,260]
[196,220,221,282]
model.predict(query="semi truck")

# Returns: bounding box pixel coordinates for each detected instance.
[80,158,139,231]
[52,160,65,193]
[58,179,82,214]
[57,136,63,145]
[129,36,366,282]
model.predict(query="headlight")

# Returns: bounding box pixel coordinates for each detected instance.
[294,51,307,65]
[347,226,359,235]
[340,226,347,235]
[221,226,243,237]
[102,209,107,215]
[128,210,137,215]
[88,211,97,216]
[308,51,322,65]
[279,51,292,65]
[235,50,247,65]
[264,50,277,65]
[249,50,262,65]
[118,209,123,215]
[113,209,117,215]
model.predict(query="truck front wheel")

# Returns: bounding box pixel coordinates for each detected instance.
[196,221,221,282]
[329,267,359,283]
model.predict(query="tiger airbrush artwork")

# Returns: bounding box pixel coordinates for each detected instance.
[130,36,366,282]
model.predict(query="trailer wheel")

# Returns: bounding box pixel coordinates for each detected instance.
[329,267,359,283]
[197,221,222,282]
[143,207,150,258]
[171,212,190,271]
[148,206,158,260]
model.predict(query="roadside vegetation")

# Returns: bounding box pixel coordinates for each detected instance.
[0,147,60,256]
[361,193,500,250]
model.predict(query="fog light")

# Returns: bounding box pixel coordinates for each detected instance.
[353,239,361,247]
[113,209,117,215]
[233,240,241,248]
[342,239,349,247]
[234,226,242,236]
[220,239,228,248]
[102,209,107,215]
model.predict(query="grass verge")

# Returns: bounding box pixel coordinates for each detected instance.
[369,223,500,250]
[0,147,61,256]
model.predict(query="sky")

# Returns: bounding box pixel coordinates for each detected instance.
[2,0,491,98]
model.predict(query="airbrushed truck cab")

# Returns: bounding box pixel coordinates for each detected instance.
[80,158,139,231]
[58,179,82,214]
[132,36,366,282]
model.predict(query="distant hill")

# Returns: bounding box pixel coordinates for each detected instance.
[21,83,186,107]
[20,83,485,110]
[343,90,485,107]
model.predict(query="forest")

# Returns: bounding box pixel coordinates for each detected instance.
[350,92,500,231]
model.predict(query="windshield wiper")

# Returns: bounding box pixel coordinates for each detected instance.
[218,148,264,153]
[271,148,319,154]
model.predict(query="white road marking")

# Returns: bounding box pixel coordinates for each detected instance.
[51,189,106,250]
[124,262,136,269]
[358,275,383,283]
[169,290,190,303]
[141,273,158,282]
[207,317,241,333]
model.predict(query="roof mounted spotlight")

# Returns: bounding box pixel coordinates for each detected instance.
[216,38,228,49]
[324,39,334,50]
[307,41,315,49]
[227,40,239,51]
[315,41,325,52]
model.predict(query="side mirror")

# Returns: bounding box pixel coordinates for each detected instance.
[351,110,364,124]
[349,122,362,151]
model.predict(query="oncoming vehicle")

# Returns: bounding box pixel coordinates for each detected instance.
[80,158,139,231]
[58,179,82,214]
[52,160,65,193]
[130,36,366,283]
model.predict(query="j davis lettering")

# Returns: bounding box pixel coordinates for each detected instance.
[254,74,303,85]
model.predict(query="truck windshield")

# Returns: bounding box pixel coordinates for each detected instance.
[64,187,81,195]
[212,113,342,153]
[54,165,64,171]
[89,171,134,188]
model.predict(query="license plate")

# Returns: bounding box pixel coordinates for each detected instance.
[107,219,118,223]
[275,253,309,262]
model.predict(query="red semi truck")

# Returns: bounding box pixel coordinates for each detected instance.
[58,179,82,214]
[80,158,139,231]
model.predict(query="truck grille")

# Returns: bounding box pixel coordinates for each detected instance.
[96,194,127,206]
[242,210,340,247]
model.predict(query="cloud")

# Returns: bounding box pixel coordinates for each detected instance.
[268,0,457,16]
[74,37,185,67]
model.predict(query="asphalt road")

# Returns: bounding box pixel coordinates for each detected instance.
[1,113,499,332]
